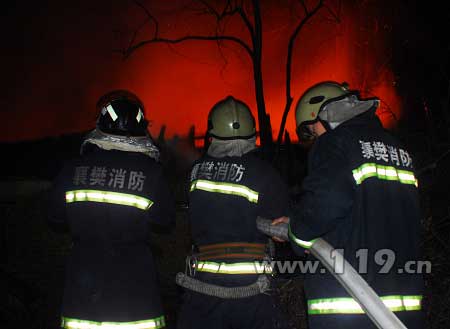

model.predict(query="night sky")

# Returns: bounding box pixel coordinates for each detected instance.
[2,0,448,142]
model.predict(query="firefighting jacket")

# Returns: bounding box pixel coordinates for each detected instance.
[188,150,289,277]
[48,146,174,328]
[289,109,425,319]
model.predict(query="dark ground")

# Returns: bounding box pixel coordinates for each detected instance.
[1,129,449,328]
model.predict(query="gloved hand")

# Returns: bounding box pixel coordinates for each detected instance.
[256,217,289,242]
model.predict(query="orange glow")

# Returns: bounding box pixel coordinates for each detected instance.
[2,1,401,143]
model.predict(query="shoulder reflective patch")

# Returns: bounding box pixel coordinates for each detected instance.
[106,104,118,121]
[195,261,272,274]
[288,223,315,249]
[136,108,143,122]
[352,163,418,187]
[308,295,422,315]
[61,315,165,329]
[190,179,259,203]
[65,190,153,210]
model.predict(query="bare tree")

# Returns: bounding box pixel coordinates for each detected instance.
[119,0,338,156]
[119,0,272,151]
[276,0,325,148]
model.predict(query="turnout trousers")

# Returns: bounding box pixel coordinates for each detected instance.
[177,290,286,329]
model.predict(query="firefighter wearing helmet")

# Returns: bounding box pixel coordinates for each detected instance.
[48,90,175,329]
[176,96,289,329]
[275,81,425,328]
[295,81,352,140]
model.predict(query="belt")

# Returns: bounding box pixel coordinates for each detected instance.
[196,242,267,261]
[187,242,271,275]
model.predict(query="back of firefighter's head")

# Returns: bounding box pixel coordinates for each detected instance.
[207,96,256,140]
[96,89,148,137]
[295,81,351,142]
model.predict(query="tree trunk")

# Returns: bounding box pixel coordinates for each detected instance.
[252,0,273,155]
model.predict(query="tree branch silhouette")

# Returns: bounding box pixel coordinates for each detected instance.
[121,0,276,149]
[276,0,327,149]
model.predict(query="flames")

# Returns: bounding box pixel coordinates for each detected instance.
[128,0,402,143]
[4,1,402,142]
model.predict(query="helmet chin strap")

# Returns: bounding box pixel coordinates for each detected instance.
[318,118,333,133]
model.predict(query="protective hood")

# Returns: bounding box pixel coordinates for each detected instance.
[207,137,256,158]
[318,94,379,129]
[81,129,160,161]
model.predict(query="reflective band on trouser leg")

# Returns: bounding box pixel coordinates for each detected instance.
[195,261,273,274]
[352,163,418,187]
[288,223,315,249]
[190,179,259,203]
[308,295,422,315]
[65,190,153,210]
[61,315,165,329]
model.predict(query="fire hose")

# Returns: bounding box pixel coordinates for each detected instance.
[256,217,407,329]
[175,272,270,299]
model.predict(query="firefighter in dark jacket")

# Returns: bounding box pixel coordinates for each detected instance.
[176,96,289,329]
[275,81,425,328]
[49,90,175,329]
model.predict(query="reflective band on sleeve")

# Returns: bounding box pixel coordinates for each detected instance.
[65,190,153,210]
[352,163,418,187]
[190,179,259,203]
[106,104,118,121]
[288,223,316,249]
[61,315,165,329]
[195,261,272,274]
[308,295,422,315]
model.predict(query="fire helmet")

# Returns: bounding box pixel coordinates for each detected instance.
[96,90,148,136]
[295,81,352,140]
[208,96,256,140]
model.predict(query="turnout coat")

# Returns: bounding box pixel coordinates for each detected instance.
[289,110,425,328]
[49,146,174,328]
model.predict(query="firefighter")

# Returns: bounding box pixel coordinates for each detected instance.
[274,81,425,328]
[48,90,174,329]
[176,96,289,329]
